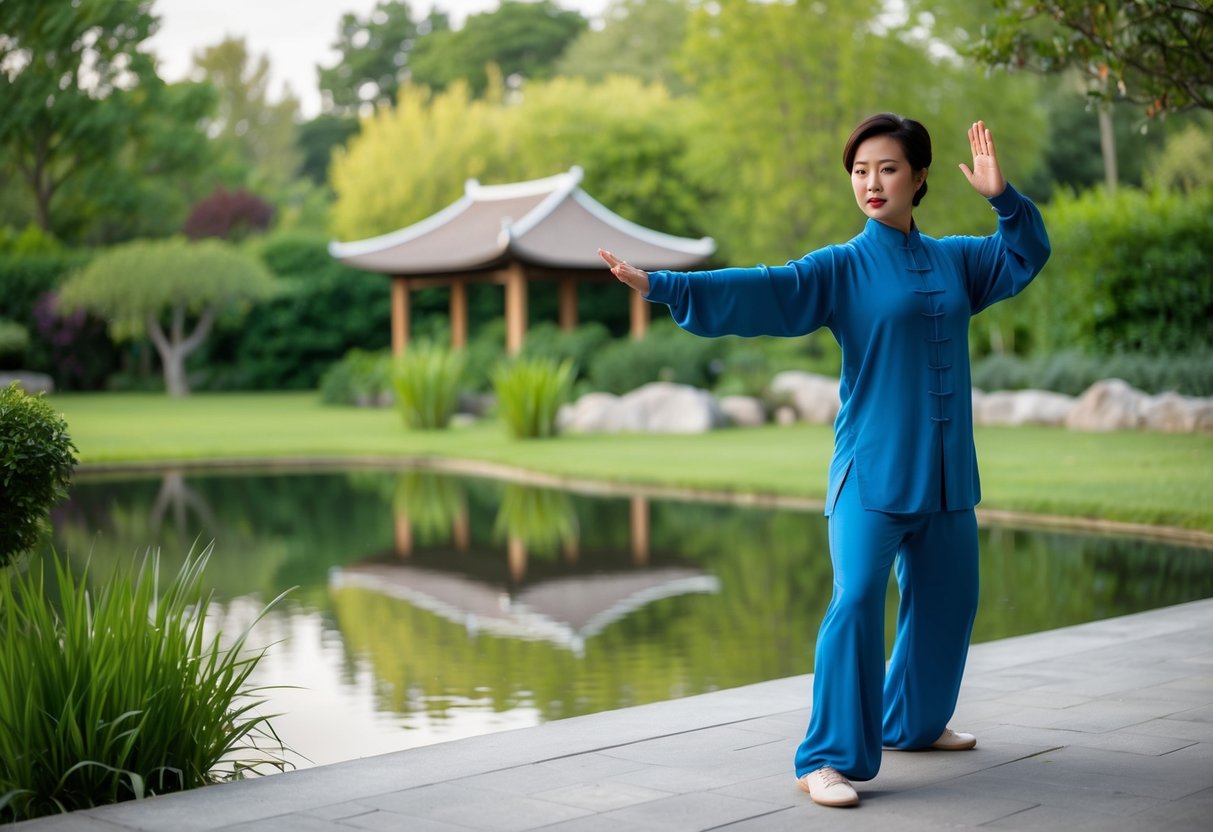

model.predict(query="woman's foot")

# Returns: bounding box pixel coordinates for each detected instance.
[797,766,859,807]
[931,727,977,750]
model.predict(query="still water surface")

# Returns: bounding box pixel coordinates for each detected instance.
[42,467,1213,771]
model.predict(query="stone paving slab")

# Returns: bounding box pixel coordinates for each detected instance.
[13,598,1213,832]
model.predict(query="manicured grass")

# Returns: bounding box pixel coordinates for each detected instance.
[49,391,1213,532]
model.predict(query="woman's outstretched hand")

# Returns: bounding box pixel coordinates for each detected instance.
[598,248,650,295]
[958,120,1006,199]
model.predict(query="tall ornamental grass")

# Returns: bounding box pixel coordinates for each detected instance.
[0,547,289,822]
[492,356,575,439]
[391,343,465,429]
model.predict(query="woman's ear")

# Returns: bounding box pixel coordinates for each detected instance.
[916,168,929,188]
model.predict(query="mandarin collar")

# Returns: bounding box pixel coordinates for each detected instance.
[861,217,922,249]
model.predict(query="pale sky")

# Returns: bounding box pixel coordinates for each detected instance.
[147,0,610,117]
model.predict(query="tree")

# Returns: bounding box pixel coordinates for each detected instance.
[183,187,275,241]
[190,37,301,192]
[972,1,1213,117]
[505,76,710,239]
[56,78,221,244]
[557,0,693,94]
[296,114,361,186]
[58,239,276,396]
[330,75,709,242]
[1145,118,1213,193]
[330,80,506,239]
[0,0,158,235]
[318,0,448,115]
[678,0,1046,263]
[409,0,587,96]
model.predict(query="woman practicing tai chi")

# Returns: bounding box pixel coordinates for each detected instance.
[599,114,1050,808]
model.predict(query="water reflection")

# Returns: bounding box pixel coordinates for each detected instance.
[42,467,1213,770]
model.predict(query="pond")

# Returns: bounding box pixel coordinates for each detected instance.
[39,466,1213,771]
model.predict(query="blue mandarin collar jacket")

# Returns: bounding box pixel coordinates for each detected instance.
[644,184,1051,515]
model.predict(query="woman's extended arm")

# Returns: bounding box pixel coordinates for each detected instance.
[598,247,837,338]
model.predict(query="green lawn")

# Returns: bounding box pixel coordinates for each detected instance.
[49,391,1213,533]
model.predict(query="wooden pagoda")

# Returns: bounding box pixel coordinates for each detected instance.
[328,167,715,355]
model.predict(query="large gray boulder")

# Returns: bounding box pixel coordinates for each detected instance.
[1142,391,1213,433]
[557,392,621,433]
[768,371,841,424]
[719,395,767,427]
[1064,379,1149,431]
[974,389,1075,427]
[620,382,726,433]
[558,383,726,434]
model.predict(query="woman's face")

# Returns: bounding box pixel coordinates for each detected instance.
[850,135,926,234]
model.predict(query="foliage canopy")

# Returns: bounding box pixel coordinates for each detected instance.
[971,1,1213,117]
[58,239,275,395]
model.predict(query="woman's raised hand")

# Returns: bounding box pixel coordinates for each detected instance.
[958,120,1006,199]
[598,248,650,296]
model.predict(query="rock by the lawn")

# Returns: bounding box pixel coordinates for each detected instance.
[974,389,1075,427]
[618,382,726,433]
[1142,391,1213,433]
[558,383,726,434]
[719,395,767,427]
[1064,379,1149,431]
[768,371,840,424]
[557,392,621,433]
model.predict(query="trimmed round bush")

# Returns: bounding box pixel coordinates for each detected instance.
[0,382,77,566]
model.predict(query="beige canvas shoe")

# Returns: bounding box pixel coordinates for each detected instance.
[797,766,859,807]
[931,727,977,750]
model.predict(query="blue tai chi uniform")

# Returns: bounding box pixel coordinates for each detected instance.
[643,183,1050,782]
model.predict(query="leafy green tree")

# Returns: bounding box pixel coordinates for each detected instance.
[972,0,1213,117]
[296,113,361,186]
[409,0,587,96]
[506,76,710,238]
[678,0,1045,263]
[330,75,708,242]
[557,0,693,94]
[330,80,506,239]
[1146,119,1213,193]
[318,0,448,115]
[969,1,1212,192]
[1030,81,1165,193]
[190,37,301,192]
[0,0,158,234]
[56,78,221,245]
[58,239,276,396]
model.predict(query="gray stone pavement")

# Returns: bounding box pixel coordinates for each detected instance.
[16,598,1213,832]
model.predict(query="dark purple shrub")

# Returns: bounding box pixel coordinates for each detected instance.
[31,292,119,390]
[183,188,275,241]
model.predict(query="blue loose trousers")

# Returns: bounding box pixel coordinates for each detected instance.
[793,472,980,781]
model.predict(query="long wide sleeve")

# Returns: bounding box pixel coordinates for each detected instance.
[644,247,838,338]
[957,183,1051,315]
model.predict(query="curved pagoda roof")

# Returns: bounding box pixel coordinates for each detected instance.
[328,166,715,274]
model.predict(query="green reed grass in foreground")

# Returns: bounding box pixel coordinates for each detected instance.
[0,547,289,822]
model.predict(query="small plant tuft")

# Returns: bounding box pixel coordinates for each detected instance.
[391,343,465,429]
[493,356,575,439]
[0,546,291,822]
[0,382,78,567]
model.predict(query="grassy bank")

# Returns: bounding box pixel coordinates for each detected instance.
[48,391,1213,532]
